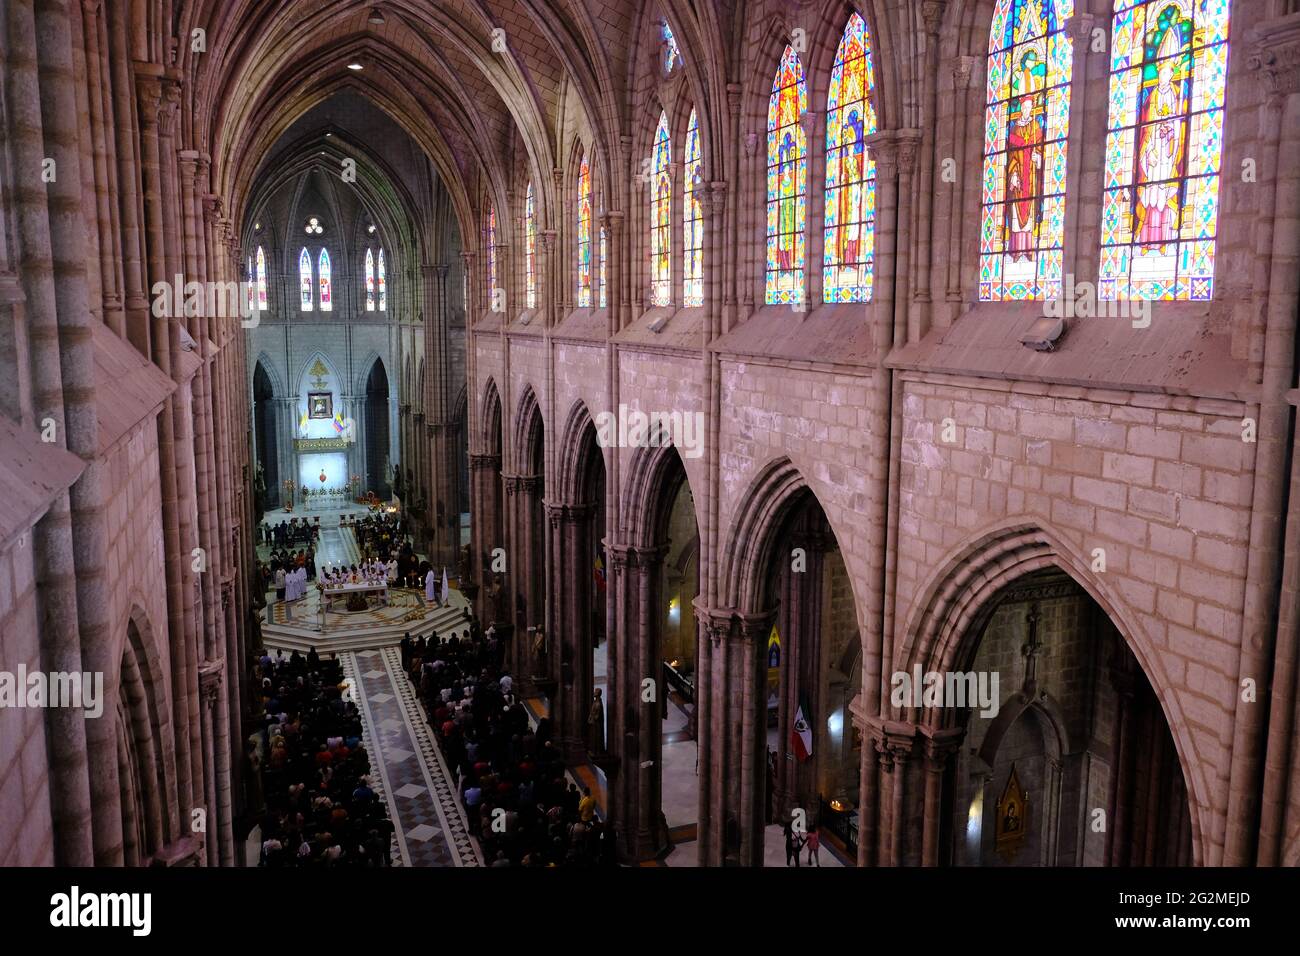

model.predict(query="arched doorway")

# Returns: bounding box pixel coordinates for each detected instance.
[117,616,170,866]
[939,569,1194,866]
[252,361,279,510]
[364,358,391,498]
[510,390,546,681]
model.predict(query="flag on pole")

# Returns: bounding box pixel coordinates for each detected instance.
[593,554,606,591]
[332,412,345,434]
[792,693,813,762]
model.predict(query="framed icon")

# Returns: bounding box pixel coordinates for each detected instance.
[308,392,333,419]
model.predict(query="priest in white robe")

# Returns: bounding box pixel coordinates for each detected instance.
[425,568,438,606]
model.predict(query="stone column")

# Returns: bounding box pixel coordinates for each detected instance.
[920,729,963,866]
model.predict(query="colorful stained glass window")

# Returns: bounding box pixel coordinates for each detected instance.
[256,245,267,311]
[663,21,681,73]
[684,109,704,307]
[319,248,332,311]
[650,111,672,307]
[365,248,376,311]
[299,247,313,311]
[485,204,498,310]
[377,248,386,311]
[599,226,608,308]
[1099,0,1230,301]
[577,155,593,307]
[824,13,878,304]
[766,45,808,305]
[979,0,1075,302]
[525,182,537,309]
[247,256,254,313]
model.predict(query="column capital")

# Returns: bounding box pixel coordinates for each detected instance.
[951,55,978,91]
[1248,14,1300,98]
[470,452,501,470]
[198,661,224,704]
[1065,11,1096,41]
[922,1,946,35]
[866,128,923,173]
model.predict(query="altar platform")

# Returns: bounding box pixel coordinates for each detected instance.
[259,582,472,653]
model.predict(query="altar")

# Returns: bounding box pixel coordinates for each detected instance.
[321,581,389,611]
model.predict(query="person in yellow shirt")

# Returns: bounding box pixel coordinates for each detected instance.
[578,787,597,823]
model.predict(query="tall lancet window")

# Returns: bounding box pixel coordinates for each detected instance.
[1099,0,1231,301]
[365,248,376,311]
[599,226,608,308]
[318,248,332,311]
[663,20,681,73]
[378,249,387,311]
[485,204,498,310]
[766,45,808,305]
[577,155,593,307]
[299,247,313,311]
[247,256,254,313]
[256,245,268,311]
[683,109,703,307]
[979,0,1074,302]
[825,12,878,303]
[525,182,537,309]
[650,111,672,307]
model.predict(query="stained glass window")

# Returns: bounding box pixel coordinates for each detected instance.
[1099,0,1230,301]
[599,226,608,308]
[650,111,672,307]
[485,204,498,310]
[824,13,878,303]
[256,245,267,311]
[663,21,681,73]
[766,45,808,305]
[525,182,537,309]
[299,247,313,311]
[365,248,376,311]
[377,248,386,311]
[247,256,254,313]
[577,156,593,307]
[319,248,332,311]
[684,109,704,307]
[979,0,1074,302]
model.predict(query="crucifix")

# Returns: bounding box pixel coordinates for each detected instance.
[1021,602,1042,696]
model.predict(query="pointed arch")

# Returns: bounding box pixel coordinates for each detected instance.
[650,111,672,307]
[824,11,878,303]
[480,377,503,453]
[576,153,593,307]
[255,245,268,312]
[318,247,333,311]
[556,400,606,506]
[298,247,313,311]
[766,44,808,305]
[378,248,387,311]
[683,108,704,307]
[365,248,376,311]
[513,384,546,472]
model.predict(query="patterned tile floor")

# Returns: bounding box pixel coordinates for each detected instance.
[342,646,482,867]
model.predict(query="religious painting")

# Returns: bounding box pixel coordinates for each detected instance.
[995,763,1029,858]
[765,44,807,305]
[650,111,672,307]
[308,392,333,420]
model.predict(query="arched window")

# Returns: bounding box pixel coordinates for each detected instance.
[684,109,703,307]
[650,111,672,307]
[485,205,498,310]
[825,13,877,303]
[365,248,376,311]
[525,182,537,309]
[247,255,254,313]
[299,247,313,311]
[766,45,807,305]
[663,20,681,73]
[980,0,1074,301]
[577,155,593,307]
[1100,0,1230,301]
[318,248,332,311]
[378,249,387,311]
[256,245,268,311]
[599,226,608,308]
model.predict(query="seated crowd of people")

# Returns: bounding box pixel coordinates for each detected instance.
[249,648,394,867]
[400,616,618,867]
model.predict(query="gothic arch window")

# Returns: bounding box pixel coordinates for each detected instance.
[766,45,808,305]
[256,245,268,311]
[650,111,672,307]
[247,254,255,313]
[1099,0,1231,301]
[318,248,332,311]
[485,203,498,308]
[365,248,376,311]
[299,247,313,311]
[525,181,538,309]
[663,20,682,73]
[684,108,703,307]
[577,155,593,307]
[599,226,608,308]
[378,248,387,311]
[979,0,1074,302]
[824,12,878,303]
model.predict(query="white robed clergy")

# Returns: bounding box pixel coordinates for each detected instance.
[425,568,438,605]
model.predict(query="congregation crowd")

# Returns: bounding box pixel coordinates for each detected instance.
[400,616,619,867]
[249,647,395,867]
